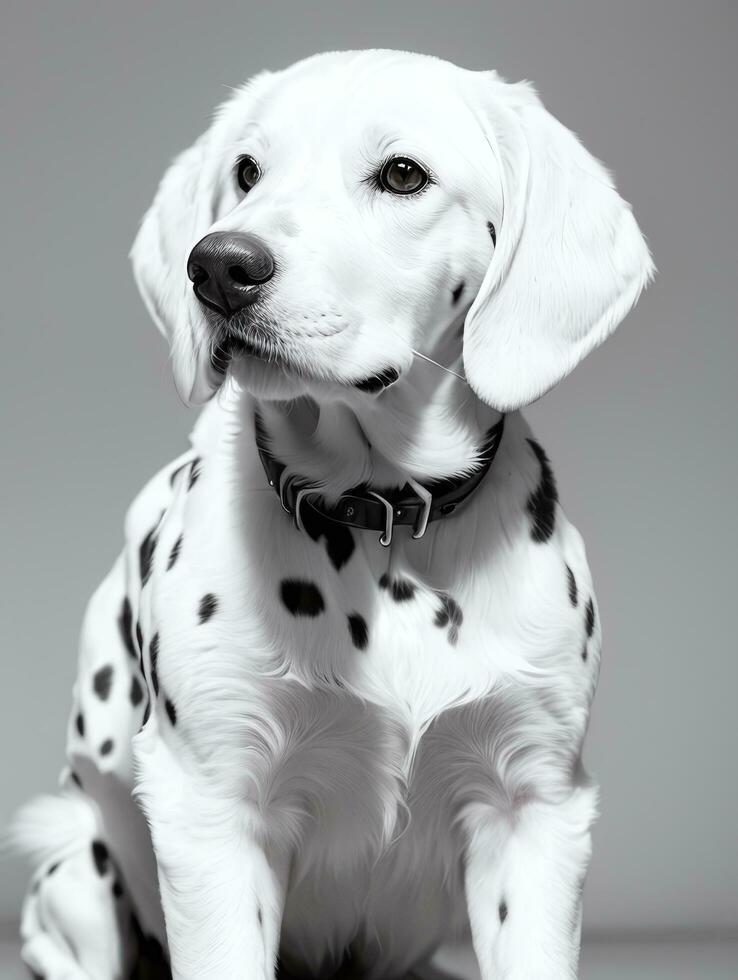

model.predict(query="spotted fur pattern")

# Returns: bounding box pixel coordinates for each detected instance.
[13,399,601,979]
[8,46,651,980]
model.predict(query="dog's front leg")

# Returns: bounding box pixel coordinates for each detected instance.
[462,787,597,980]
[134,730,289,980]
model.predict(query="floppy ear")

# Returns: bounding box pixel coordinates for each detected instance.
[463,78,655,411]
[130,131,224,405]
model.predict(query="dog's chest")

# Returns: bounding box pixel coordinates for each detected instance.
[139,416,594,799]
[120,404,599,969]
[150,450,484,725]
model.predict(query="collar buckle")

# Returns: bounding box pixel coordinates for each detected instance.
[255,410,505,547]
[368,491,394,547]
[293,485,320,532]
[277,470,321,533]
[278,471,294,514]
[406,477,433,540]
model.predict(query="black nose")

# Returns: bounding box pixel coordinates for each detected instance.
[187,231,275,317]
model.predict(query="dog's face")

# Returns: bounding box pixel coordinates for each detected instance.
[132,50,653,412]
[190,52,499,402]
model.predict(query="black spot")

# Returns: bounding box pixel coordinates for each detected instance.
[392,580,415,602]
[257,905,263,926]
[75,712,85,737]
[280,579,325,617]
[355,367,399,393]
[149,633,160,697]
[347,613,369,650]
[139,524,158,587]
[142,700,151,726]
[301,506,355,571]
[164,698,177,726]
[566,564,578,607]
[499,900,508,923]
[436,595,464,628]
[198,593,218,624]
[99,738,114,757]
[113,879,124,899]
[434,594,463,646]
[525,439,558,543]
[379,573,415,602]
[487,220,497,247]
[451,280,465,305]
[434,596,457,627]
[91,840,109,876]
[167,533,183,571]
[92,664,114,701]
[130,675,144,707]
[47,862,59,877]
[585,597,596,637]
[135,620,144,655]
[581,645,588,662]
[118,597,137,659]
[70,771,82,789]
[187,457,201,490]
[135,930,169,975]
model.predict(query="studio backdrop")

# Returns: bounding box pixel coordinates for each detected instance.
[1,0,736,939]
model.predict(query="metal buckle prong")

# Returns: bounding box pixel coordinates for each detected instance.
[368,491,394,547]
[293,486,319,532]
[407,477,432,540]
[278,471,293,514]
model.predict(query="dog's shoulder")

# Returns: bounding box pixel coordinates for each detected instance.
[63,403,229,773]
[64,440,200,773]
[469,412,602,683]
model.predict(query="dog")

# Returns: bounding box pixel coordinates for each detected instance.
[11,49,653,980]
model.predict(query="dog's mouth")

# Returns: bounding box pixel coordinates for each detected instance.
[210,333,264,375]
[207,320,401,397]
[353,367,400,393]
[207,312,287,377]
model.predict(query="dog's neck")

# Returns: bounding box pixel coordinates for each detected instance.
[247,366,500,503]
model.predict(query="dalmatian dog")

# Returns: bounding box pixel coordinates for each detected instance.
[11,49,653,980]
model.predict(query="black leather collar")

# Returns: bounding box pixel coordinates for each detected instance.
[254,412,505,547]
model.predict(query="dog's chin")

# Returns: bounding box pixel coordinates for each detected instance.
[219,339,308,401]
[210,332,274,373]
[203,320,404,404]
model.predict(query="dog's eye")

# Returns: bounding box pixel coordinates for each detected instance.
[236,155,261,193]
[379,156,429,196]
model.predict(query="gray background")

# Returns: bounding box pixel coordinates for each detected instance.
[1,0,736,940]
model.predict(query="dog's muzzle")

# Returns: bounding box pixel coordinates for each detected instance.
[187,231,275,318]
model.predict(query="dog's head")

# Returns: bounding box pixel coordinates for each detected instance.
[131,50,653,411]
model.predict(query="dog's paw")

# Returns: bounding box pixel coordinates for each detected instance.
[20,844,137,980]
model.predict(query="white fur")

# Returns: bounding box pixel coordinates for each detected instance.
[12,49,652,979]
[463,76,654,411]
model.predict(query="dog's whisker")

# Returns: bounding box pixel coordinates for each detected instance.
[410,348,468,385]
